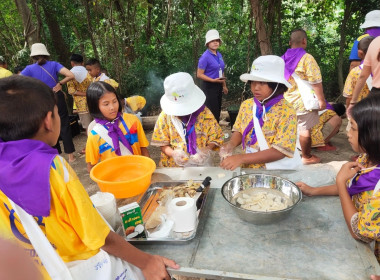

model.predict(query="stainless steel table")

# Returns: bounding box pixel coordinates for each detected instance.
[134,167,380,279]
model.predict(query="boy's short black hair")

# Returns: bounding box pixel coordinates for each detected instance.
[85,58,101,68]
[14,66,24,74]
[358,36,375,54]
[70,54,84,63]
[0,75,56,141]
[290,28,307,45]
[332,102,346,117]
[87,81,122,119]
[352,93,380,164]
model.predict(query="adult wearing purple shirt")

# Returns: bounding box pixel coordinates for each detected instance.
[21,43,76,162]
[197,29,228,122]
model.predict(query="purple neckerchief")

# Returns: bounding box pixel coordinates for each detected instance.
[242,95,284,149]
[95,112,133,155]
[347,165,380,197]
[281,48,307,80]
[366,27,380,38]
[0,139,58,217]
[326,101,333,111]
[181,105,205,155]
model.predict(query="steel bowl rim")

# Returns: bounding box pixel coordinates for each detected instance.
[221,173,302,215]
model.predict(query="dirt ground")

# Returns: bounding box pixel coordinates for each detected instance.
[66,115,353,197]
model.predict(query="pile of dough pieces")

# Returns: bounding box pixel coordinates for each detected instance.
[235,189,290,212]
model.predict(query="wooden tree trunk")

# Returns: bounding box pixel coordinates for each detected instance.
[146,0,153,44]
[337,0,353,93]
[41,4,70,66]
[82,0,99,59]
[163,0,172,38]
[250,0,272,55]
[14,0,39,47]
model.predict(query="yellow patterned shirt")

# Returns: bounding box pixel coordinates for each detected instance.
[284,53,322,114]
[151,107,224,167]
[350,154,380,263]
[67,73,92,113]
[233,98,297,168]
[311,109,337,147]
[343,65,370,101]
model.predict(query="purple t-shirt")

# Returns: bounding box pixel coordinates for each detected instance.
[21,61,64,89]
[197,49,225,79]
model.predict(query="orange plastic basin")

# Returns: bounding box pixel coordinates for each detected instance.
[90,155,156,198]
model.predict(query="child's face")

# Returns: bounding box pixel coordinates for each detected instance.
[347,118,362,153]
[48,105,61,146]
[250,81,273,102]
[99,92,119,121]
[86,65,101,78]
[207,40,220,51]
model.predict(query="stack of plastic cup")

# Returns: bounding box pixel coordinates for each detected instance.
[90,192,118,229]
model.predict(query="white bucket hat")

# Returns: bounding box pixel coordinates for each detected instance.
[360,10,380,29]
[205,29,222,46]
[240,55,291,88]
[30,43,50,57]
[160,72,206,116]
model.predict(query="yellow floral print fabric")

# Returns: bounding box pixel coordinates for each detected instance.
[151,107,224,167]
[343,66,370,101]
[232,98,297,168]
[311,109,336,147]
[67,73,92,113]
[284,53,322,114]
[351,154,380,263]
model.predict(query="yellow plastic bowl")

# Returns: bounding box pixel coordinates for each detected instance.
[90,155,156,198]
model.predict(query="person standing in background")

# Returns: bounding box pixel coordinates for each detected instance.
[68,54,93,154]
[282,29,326,165]
[197,29,228,123]
[348,10,380,71]
[21,43,76,163]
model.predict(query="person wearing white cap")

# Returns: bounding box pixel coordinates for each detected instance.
[151,72,224,167]
[197,29,228,123]
[220,55,302,171]
[348,10,380,71]
[21,43,76,163]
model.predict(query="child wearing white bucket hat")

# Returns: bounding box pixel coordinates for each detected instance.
[151,72,224,167]
[220,55,301,171]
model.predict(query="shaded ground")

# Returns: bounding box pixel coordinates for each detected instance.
[66,117,352,196]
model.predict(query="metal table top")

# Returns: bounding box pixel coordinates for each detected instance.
[135,167,380,279]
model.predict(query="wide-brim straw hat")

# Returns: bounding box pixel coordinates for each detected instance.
[360,10,380,28]
[160,72,206,116]
[30,43,50,57]
[205,29,222,46]
[240,55,291,88]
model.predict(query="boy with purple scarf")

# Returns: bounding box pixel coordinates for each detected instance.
[0,76,178,279]
[282,28,326,165]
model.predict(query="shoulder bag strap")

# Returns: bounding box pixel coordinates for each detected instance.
[8,199,73,280]
[39,64,58,84]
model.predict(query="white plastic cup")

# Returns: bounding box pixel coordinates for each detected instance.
[90,192,117,229]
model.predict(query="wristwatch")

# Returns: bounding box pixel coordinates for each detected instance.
[59,82,63,86]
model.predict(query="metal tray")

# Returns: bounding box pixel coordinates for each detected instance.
[125,180,210,244]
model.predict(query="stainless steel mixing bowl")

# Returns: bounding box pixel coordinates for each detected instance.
[221,173,302,224]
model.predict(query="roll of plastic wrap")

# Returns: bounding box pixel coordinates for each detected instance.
[90,192,117,229]
[168,197,197,232]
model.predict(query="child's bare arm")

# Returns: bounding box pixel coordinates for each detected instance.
[102,231,179,280]
[296,182,338,196]
[140,147,150,158]
[87,162,95,173]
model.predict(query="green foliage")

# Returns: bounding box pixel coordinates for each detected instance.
[1,0,379,111]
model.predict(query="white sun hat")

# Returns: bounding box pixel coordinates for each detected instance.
[205,29,222,46]
[160,72,206,116]
[360,10,380,28]
[240,55,291,88]
[30,43,50,57]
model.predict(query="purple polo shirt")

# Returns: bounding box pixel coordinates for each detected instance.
[21,61,64,89]
[197,49,225,79]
